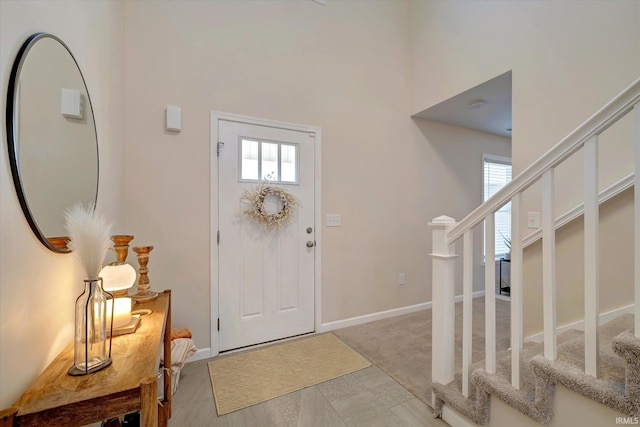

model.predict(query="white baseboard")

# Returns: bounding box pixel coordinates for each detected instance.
[455,290,486,303]
[317,302,432,333]
[442,404,479,427]
[190,290,488,362]
[525,304,634,343]
[187,347,213,363]
[318,290,485,333]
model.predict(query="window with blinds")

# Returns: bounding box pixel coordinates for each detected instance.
[483,154,512,257]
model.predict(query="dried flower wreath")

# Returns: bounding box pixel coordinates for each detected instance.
[241,184,300,230]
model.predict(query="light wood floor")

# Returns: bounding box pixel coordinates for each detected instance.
[169,355,450,426]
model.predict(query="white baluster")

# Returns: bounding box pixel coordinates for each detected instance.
[542,169,557,360]
[462,230,473,397]
[485,214,496,374]
[584,135,600,377]
[510,193,523,389]
[635,103,640,338]
[429,215,458,401]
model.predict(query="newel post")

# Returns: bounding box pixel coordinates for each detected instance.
[429,215,457,399]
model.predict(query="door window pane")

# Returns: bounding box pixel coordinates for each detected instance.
[239,139,299,184]
[261,142,279,181]
[241,139,259,180]
[280,144,297,183]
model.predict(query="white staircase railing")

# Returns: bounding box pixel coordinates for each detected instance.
[430,77,640,400]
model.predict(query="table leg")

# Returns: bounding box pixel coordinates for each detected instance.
[141,376,158,426]
[0,407,17,427]
[163,290,172,420]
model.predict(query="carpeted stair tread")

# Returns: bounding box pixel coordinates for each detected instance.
[444,328,583,399]
[527,314,636,416]
[553,314,632,385]
[433,314,639,424]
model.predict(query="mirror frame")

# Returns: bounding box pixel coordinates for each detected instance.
[6,33,99,253]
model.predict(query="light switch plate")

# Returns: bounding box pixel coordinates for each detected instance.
[326,214,341,227]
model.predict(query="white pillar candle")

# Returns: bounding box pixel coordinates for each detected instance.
[107,297,132,328]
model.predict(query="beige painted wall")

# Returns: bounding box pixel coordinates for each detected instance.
[122,0,511,352]
[0,0,508,406]
[0,0,125,407]
[410,0,638,221]
[523,188,634,338]
[414,120,511,295]
[410,0,640,335]
[410,0,639,176]
[3,0,633,411]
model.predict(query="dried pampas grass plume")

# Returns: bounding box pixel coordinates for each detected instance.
[64,203,112,278]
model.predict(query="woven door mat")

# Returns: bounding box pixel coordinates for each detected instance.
[208,333,371,415]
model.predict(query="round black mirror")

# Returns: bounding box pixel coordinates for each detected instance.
[6,33,99,253]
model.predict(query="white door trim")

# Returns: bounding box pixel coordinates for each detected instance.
[209,111,322,357]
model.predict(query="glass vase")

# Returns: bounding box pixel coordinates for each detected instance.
[69,276,114,376]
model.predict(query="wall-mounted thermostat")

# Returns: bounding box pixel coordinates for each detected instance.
[166,105,181,132]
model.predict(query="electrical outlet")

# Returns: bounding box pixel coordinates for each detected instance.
[326,214,341,227]
[399,273,405,285]
[528,212,540,229]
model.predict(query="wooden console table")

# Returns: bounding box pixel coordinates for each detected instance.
[0,290,172,427]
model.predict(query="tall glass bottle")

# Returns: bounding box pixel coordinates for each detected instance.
[69,277,114,376]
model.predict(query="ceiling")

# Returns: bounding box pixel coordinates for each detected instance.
[413,71,512,138]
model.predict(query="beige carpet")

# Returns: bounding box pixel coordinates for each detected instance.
[208,333,371,415]
[334,297,511,407]
[434,314,636,424]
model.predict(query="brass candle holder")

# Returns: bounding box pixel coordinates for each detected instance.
[113,235,134,261]
[48,236,70,252]
[132,245,157,302]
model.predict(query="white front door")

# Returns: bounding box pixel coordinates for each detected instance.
[218,118,316,351]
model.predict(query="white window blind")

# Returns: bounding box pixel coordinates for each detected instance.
[483,155,512,256]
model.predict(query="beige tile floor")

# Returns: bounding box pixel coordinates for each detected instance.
[169,358,450,427]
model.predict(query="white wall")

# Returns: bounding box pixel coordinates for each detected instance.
[122,0,511,352]
[410,0,640,335]
[0,0,125,407]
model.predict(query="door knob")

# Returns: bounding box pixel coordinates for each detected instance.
[306,241,315,248]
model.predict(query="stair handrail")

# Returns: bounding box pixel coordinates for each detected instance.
[430,76,640,412]
[446,77,640,244]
